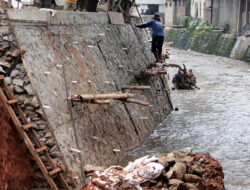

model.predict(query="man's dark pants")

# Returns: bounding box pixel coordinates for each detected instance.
[151,36,164,56]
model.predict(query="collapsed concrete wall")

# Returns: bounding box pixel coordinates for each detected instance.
[8,10,172,183]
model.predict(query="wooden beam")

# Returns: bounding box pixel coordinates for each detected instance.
[36,146,48,153]
[122,85,151,90]
[0,75,4,80]
[68,93,134,101]
[7,99,18,105]
[125,98,150,106]
[93,99,111,104]
[49,168,62,176]
[22,123,33,130]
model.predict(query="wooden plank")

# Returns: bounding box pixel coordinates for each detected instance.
[122,85,151,90]
[0,87,59,190]
[49,168,62,176]
[7,99,18,105]
[22,123,33,130]
[36,146,47,153]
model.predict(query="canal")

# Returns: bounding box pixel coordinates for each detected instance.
[121,49,250,190]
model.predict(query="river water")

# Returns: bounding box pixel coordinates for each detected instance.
[121,49,250,190]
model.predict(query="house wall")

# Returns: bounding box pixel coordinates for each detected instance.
[165,1,174,25]
[213,0,238,32]
[190,0,239,32]
[134,0,165,16]
[165,0,186,26]
[190,0,206,19]
[175,0,187,24]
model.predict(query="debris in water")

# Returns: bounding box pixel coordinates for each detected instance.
[172,64,198,90]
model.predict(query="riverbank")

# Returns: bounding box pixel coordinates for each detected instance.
[165,28,250,62]
[121,49,250,190]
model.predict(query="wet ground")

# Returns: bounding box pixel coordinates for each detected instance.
[120,49,250,190]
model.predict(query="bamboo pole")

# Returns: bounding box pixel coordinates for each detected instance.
[122,85,151,90]
[125,98,150,106]
[92,100,111,104]
[68,93,134,101]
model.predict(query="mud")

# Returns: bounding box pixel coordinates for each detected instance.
[0,97,34,190]
[194,153,224,190]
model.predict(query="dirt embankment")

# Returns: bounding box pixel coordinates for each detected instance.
[0,97,34,190]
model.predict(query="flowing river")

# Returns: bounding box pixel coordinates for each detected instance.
[120,49,250,190]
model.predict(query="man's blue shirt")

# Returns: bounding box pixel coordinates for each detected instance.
[137,20,164,37]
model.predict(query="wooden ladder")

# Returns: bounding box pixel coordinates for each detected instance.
[0,75,72,190]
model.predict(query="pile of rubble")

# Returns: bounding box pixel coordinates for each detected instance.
[172,64,197,90]
[82,150,224,190]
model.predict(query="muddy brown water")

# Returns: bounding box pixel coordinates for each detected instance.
[120,49,250,190]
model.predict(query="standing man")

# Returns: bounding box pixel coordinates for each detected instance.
[136,14,164,63]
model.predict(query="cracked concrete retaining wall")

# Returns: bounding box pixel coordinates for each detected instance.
[8,10,172,183]
[165,28,250,62]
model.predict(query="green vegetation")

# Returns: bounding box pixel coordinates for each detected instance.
[187,21,218,32]
[165,27,237,58]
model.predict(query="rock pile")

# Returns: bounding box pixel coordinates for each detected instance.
[0,8,73,188]
[172,64,197,90]
[82,150,224,190]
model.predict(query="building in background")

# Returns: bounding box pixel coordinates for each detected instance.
[190,0,249,34]
[165,0,187,26]
[134,0,166,23]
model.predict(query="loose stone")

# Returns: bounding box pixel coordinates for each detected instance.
[13,79,24,87]
[3,76,12,85]
[14,85,25,94]
[10,69,19,78]
[24,83,35,95]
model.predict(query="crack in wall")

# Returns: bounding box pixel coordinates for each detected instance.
[96,41,142,142]
[58,32,85,181]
